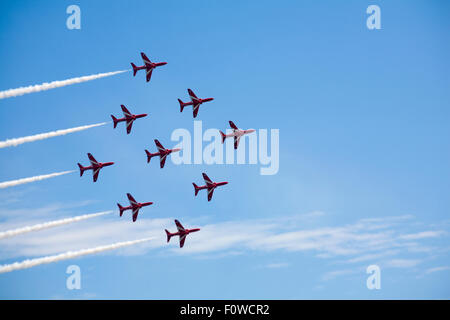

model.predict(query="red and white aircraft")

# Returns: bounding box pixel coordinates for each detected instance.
[178,89,214,118]
[131,52,167,82]
[77,153,114,183]
[193,173,228,202]
[117,193,153,222]
[165,219,200,248]
[145,139,181,168]
[220,121,256,149]
[111,105,147,134]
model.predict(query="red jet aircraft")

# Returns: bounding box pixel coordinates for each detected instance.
[220,121,256,149]
[193,173,228,201]
[178,89,214,118]
[145,139,181,168]
[117,193,153,222]
[111,105,147,134]
[77,153,114,183]
[165,219,200,248]
[131,52,167,82]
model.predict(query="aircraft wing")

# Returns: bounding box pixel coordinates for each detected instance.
[207,187,215,201]
[92,168,100,182]
[202,173,213,186]
[229,121,238,130]
[234,136,241,149]
[179,234,187,248]
[87,153,99,166]
[187,89,199,101]
[146,68,153,82]
[126,119,134,134]
[192,103,200,118]
[141,52,152,66]
[175,219,185,232]
[154,139,165,152]
[159,153,167,169]
[121,105,132,118]
[132,208,140,222]
[127,193,138,206]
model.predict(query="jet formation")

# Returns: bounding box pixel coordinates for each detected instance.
[73,52,251,248]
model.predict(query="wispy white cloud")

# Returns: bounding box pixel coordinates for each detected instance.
[0,206,447,279]
[399,231,446,241]
[264,262,290,269]
[425,266,450,274]
[321,268,359,281]
[385,259,422,268]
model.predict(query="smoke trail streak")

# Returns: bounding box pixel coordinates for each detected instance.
[0,237,155,273]
[0,211,112,240]
[0,70,130,100]
[0,171,74,189]
[0,122,107,148]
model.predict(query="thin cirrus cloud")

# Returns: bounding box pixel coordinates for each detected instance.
[425,266,450,274]
[0,205,447,278]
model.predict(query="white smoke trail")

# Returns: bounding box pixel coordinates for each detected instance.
[0,122,107,148]
[0,170,74,189]
[0,237,155,273]
[0,211,112,240]
[0,70,130,100]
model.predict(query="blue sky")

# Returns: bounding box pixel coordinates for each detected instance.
[0,0,449,299]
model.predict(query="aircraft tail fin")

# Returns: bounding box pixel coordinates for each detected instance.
[77,163,85,177]
[219,131,227,144]
[165,229,172,243]
[131,63,138,76]
[193,183,200,196]
[117,203,125,217]
[111,115,118,128]
[145,150,155,163]
[178,99,186,113]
